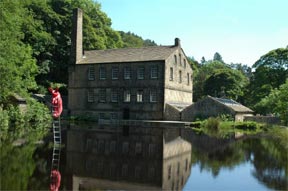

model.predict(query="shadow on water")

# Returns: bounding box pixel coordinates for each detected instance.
[0,123,287,191]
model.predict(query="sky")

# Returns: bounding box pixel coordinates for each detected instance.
[97,0,288,66]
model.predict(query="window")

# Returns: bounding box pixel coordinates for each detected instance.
[185,158,189,172]
[150,66,158,79]
[168,165,172,180]
[122,142,129,154]
[124,67,131,79]
[169,67,173,81]
[148,144,155,156]
[112,67,119,79]
[99,113,105,120]
[179,54,182,66]
[174,55,177,65]
[135,166,141,179]
[177,162,180,175]
[148,167,155,178]
[110,141,116,153]
[179,70,182,83]
[135,142,142,155]
[121,164,128,177]
[111,113,118,120]
[87,89,94,102]
[111,89,118,102]
[99,89,106,102]
[187,73,190,85]
[99,67,106,80]
[150,90,157,102]
[88,66,95,80]
[123,90,131,102]
[137,90,143,103]
[137,67,145,79]
[184,59,187,68]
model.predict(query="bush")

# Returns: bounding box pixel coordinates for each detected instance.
[233,121,259,131]
[205,117,220,131]
[190,121,202,128]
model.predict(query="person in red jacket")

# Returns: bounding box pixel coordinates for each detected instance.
[50,170,61,191]
[48,87,63,118]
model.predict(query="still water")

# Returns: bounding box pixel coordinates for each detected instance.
[0,124,287,190]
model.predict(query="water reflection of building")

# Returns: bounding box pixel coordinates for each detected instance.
[66,124,192,190]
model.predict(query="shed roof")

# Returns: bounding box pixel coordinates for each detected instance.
[78,45,178,64]
[209,96,253,113]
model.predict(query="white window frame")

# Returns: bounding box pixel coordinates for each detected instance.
[150,66,158,79]
[87,89,94,102]
[111,89,118,102]
[99,67,106,80]
[88,66,95,80]
[137,67,145,80]
[123,90,131,102]
[136,90,143,103]
[98,113,105,120]
[99,89,106,102]
[112,67,119,80]
[124,67,131,80]
[150,90,157,102]
[110,113,118,120]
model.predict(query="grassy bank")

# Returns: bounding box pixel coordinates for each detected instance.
[189,117,288,149]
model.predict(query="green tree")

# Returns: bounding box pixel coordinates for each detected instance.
[119,31,157,48]
[193,61,229,101]
[0,0,38,101]
[203,69,248,100]
[213,52,224,63]
[255,80,288,125]
[244,47,288,109]
[20,0,124,86]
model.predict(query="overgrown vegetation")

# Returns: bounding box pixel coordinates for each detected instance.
[0,99,51,142]
[189,117,287,140]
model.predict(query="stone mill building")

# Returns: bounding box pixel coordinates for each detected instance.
[68,8,193,121]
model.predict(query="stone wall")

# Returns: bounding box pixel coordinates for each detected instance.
[244,116,281,124]
[181,97,233,121]
[164,48,193,105]
[68,61,165,120]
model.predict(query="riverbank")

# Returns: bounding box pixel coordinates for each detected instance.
[186,118,288,151]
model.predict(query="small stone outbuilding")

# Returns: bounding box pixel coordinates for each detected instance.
[181,96,254,122]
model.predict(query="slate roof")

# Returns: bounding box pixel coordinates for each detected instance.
[78,45,178,64]
[210,96,254,113]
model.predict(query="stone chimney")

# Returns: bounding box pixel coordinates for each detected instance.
[71,8,83,64]
[174,38,181,47]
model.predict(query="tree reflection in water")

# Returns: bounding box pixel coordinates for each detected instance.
[0,130,50,190]
[190,135,288,190]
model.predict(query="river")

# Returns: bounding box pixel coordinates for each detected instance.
[0,123,287,190]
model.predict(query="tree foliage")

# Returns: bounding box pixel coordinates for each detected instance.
[119,31,157,48]
[244,47,288,109]
[193,60,247,101]
[0,0,38,101]
[204,69,248,100]
[255,80,288,125]
[213,52,224,63]
[0,0,157,97]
